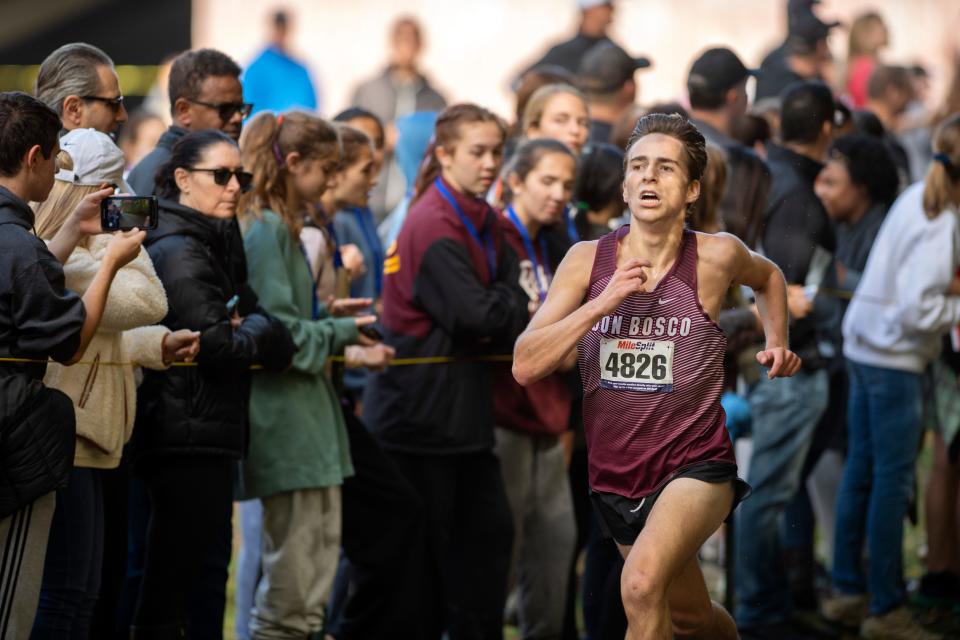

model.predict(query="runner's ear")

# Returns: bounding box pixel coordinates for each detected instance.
[685,179,701,205]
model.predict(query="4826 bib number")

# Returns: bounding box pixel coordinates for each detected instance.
[598,338,674,392]
[604,351,668,380]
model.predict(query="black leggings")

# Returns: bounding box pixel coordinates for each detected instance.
[132,456,233,633]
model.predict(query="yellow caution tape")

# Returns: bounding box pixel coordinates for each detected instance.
[0,354,514,369]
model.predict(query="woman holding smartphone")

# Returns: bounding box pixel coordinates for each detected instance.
[130,129,294,638]
[27,128,197,639]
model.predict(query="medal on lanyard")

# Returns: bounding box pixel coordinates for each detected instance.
[505,206,550,303]
[434,178,497,280]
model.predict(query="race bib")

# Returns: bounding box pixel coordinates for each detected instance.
[599,338,674,392]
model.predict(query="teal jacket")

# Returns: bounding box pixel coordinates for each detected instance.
[238,209,356,499]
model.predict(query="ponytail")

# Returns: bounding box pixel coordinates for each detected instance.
[411,103,506,204]
[922,114,960,218]
[412,141,442,204]
[239,110,339,235]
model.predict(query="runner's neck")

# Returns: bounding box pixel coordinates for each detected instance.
[621,221,685,287]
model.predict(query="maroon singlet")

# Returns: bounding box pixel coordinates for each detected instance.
[578,226,735,499]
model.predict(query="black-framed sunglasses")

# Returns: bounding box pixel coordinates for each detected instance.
[186,167,254,191]
[188,99,254,122]
[81,95,124,111]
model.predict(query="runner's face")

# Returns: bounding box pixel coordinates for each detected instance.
[622,133,699,225]
[334,145,377,208]
[511,152,576,226]
[438,121,504,197]
[528,93,590,156]
[815,158,864,222]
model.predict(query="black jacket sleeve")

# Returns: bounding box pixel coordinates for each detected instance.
[413,238,528,344]
[12,253,85,363]
[763,186,836,284]
[152,239,285,373]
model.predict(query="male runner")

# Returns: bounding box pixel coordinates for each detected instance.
[513,113,800,640]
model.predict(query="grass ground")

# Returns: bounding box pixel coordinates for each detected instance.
[222,433,951,639]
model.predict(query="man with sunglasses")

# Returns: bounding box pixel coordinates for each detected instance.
[128,48,250,196]
[35,42,128,135]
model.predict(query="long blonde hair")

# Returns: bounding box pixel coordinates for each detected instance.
[239,110,340,236]
[923,114,960,218]
[31,150,99,241]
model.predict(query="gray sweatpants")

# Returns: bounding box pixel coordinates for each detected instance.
[250,487,341,640]
[495,428,577,640]
[0,492,56,640]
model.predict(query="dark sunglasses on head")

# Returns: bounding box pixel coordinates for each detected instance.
[188,99,254,122]
[186,167,254,191]
[81,95,124,111]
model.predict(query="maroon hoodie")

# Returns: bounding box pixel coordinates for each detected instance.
[364,177,529,454]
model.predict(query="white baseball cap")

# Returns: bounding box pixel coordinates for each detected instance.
[55,128,134,194]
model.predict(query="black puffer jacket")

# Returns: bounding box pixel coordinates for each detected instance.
[134,200,294,460]
[0,187,85,517]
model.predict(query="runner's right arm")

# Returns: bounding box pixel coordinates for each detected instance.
[513,242,649,385]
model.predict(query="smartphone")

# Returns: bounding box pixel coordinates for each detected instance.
[100,195,158,231]
[358,325,383,342]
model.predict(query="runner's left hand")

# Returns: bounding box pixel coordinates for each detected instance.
[756,347,801,379]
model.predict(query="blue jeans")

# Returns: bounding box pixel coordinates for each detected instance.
[31,467,104,639]
[735,368,829,627]
[832,360,922,615]
[235,499,263,640]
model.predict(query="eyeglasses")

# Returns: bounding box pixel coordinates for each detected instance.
[186,167,254,191]
[81,95,124,111]
[188,99,254,122]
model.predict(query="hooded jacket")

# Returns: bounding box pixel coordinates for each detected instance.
[0,187,85,516]
[133,199,294,459]
[363,177,528,454]
[844,183,960,373]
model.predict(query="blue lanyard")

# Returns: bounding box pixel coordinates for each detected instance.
[434,178,497,281]
[505,206,550,302]
[565,204,580,243]
[351,207,384,296]
[326,222,344,269]
[298,243,321,320]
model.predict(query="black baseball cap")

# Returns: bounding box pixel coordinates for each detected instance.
[578,41,651,94]
[788,10,841,52]
[687,47,758,93]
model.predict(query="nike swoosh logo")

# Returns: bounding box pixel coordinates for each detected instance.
[658,298,674,305]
